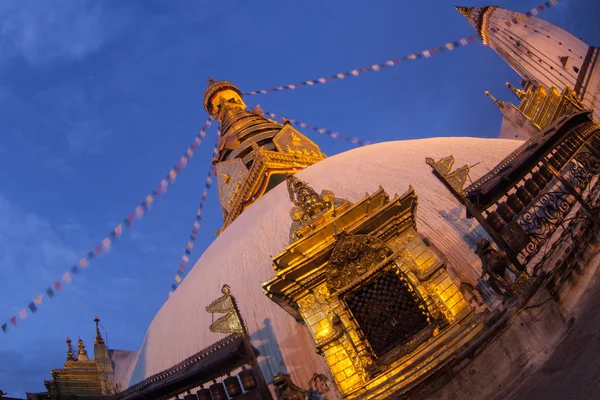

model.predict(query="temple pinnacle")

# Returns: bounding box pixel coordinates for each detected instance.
[66,337,76,362]
[94,315,104,345]
[506,82,526,100]
[77,337,89,361]
[455,6,471,18]
[485,91,505,110]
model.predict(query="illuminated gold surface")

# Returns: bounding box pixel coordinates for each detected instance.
[203,79,326,231]
[41,318,118,398]
[263,184,475,397]
[206,285,245,335]
[518,84,586,130]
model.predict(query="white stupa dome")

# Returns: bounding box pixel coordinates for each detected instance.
[126,137,522,389]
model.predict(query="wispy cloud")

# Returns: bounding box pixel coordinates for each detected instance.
[0,0,130,66]
[0,193,83,292]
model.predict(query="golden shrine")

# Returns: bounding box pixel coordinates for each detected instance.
[32,318,117,400]
[504,82,586,130]
[262,176,483,398]
[203,79,326,232]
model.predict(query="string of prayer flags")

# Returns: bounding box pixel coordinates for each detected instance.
[261,109,372,147]
[523,0,560,20]
[1,118,215,335]
[243,36,477,96]
[243,0,566,96]
[168,130,222,297]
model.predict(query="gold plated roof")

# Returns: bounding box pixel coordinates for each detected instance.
[203,78,244,116]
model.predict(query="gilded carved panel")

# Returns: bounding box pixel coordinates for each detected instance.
[273,125,322,156]
[215,159,249,213]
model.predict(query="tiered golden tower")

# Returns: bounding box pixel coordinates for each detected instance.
[203,79,326,232]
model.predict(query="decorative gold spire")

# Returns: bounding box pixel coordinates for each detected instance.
[94,315,104,345]
[506,82,527,100]
[205,79,326,233]
[455,5,471,18]
[286,175,335,221]
[66,337,76,362]
[485,91,505,110]
[203,78,245,117]
[77,338,89,361]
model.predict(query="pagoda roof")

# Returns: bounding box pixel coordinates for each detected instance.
[116,333,259,400]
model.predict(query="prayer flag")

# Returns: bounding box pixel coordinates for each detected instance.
[18,309,27,319]
[10,317,17,326]
[63,272,72,284]
[28,302,37,313]
[34,295,42,304]
[1,323,7,333]
[46,288,55,298]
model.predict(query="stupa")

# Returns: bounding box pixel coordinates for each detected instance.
[26,4,600,400]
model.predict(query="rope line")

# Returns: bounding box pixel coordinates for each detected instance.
[243,36,477,96]
[243,0,565,97]
[167,130,221,297]
[1,118,214,335]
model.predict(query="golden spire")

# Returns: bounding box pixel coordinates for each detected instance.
[455,5,471,18]
[485,91,505,110]
[77,338,89,361]
[204,79,326,233]
[506,82,526,100]
[66,337,76,362]
[203,77,245,118]
[94,315,104,345]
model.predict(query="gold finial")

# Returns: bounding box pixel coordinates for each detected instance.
[203,78,244,116]
[282,118,292,126]
[66,337,76,362]
[77,337,89,361]
[455,6,472,18]
[286,175,333,221]
[94,315,104,345]
[485,91,505,110]
[221,284,231,295]
[506,82,526,100]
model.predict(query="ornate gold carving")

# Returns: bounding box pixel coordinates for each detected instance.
[395,232,415,247]
[287,175,334,221]
[220,143,325,233]
[426,155,470,197]
[297,294,316,313]
[273,124,322,157]
[327,233,392,291]
[315,316,345,353]
[216,159,249,214]
[205,285,245,335]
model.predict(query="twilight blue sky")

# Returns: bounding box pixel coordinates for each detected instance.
[0,0,597,396]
